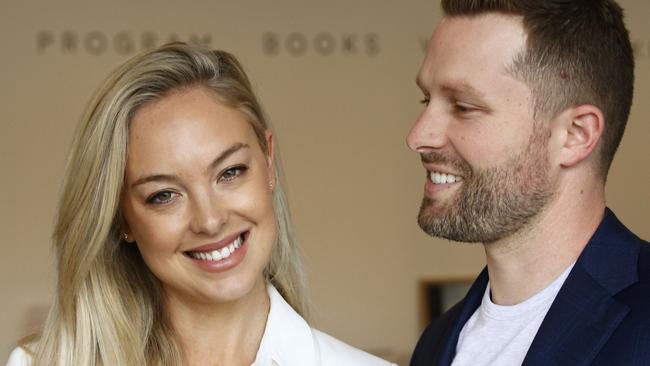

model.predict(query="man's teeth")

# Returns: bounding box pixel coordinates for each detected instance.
[189,235,244,261]
[429,171,462,185]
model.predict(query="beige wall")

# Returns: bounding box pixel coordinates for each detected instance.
[1,0,648,364]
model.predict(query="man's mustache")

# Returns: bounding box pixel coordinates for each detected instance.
[419,151,474,179]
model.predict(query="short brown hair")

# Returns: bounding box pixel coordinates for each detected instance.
[442,0,634,177]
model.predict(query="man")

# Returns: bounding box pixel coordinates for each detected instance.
[407,1,650,365]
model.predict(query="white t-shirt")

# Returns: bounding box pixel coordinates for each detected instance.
[451,264,574,366]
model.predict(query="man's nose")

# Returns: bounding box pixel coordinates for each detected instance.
[406,106,450,153]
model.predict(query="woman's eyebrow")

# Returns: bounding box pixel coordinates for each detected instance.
[205,142,250,174]
[130,142,250,188]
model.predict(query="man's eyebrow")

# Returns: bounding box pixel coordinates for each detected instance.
[440,81,486,100]
[130,142,250,188]
[414,78,485,101]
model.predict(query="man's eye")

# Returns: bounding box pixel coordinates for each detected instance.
[454,103,475,113]
[220,165,248,182]
[147,191,177,205]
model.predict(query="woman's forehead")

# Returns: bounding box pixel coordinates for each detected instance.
[125,87,262,173]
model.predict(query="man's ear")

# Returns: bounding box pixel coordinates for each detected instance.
[265,130,276,188]
[556,104,604,168]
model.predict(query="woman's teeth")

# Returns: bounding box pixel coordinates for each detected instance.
[188,235,244,261]
[429,171,462,185]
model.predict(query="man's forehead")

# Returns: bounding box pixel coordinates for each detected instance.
[438,12,525,27]
[433,13,526,44]
[416,13,534,106]
[421,13,527,78]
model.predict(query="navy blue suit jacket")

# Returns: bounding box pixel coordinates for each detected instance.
[411,209,650,366]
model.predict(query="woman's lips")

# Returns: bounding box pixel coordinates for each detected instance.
[185,234,244,261]
[184,231,250,273]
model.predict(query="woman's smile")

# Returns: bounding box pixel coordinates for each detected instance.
[121,86,277,305]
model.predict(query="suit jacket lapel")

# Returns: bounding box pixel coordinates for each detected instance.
[523,209,640,366]
[435,269,488,366]
[522,264,629,366]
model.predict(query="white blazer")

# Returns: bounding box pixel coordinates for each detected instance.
[6,285,395,366]
[253,285,394,365]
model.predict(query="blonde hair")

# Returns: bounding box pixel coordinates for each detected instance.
[24,42,307,366]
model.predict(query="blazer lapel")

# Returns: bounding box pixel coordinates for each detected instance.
[523,209,640,366]
[522,264,629,366]
[435,269,488,366]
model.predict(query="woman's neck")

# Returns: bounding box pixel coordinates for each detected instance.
[165,278,270,366]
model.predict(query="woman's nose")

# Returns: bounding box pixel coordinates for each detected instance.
[189,194,226,236]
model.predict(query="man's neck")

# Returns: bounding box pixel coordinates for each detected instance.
[483,181,606,306]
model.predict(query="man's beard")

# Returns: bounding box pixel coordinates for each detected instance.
[417,127,555,243]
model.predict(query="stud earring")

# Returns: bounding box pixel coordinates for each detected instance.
[269,181,274,190]
[122,233,129,241]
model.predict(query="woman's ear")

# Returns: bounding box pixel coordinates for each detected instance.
[121,226,135,243]
[265,130,276,189]
[123,233,134,243]
[557,104,604,168]
[119,209,135,243]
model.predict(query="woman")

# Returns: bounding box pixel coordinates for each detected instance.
[6,43,394,366]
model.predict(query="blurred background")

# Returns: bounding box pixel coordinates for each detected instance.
[1,0,649,364]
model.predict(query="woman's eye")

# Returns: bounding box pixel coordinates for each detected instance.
[220,165,248,182]
[420,97,430,106]
[147,191,177,205]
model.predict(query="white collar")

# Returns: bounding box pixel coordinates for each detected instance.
[252,284,318,366]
